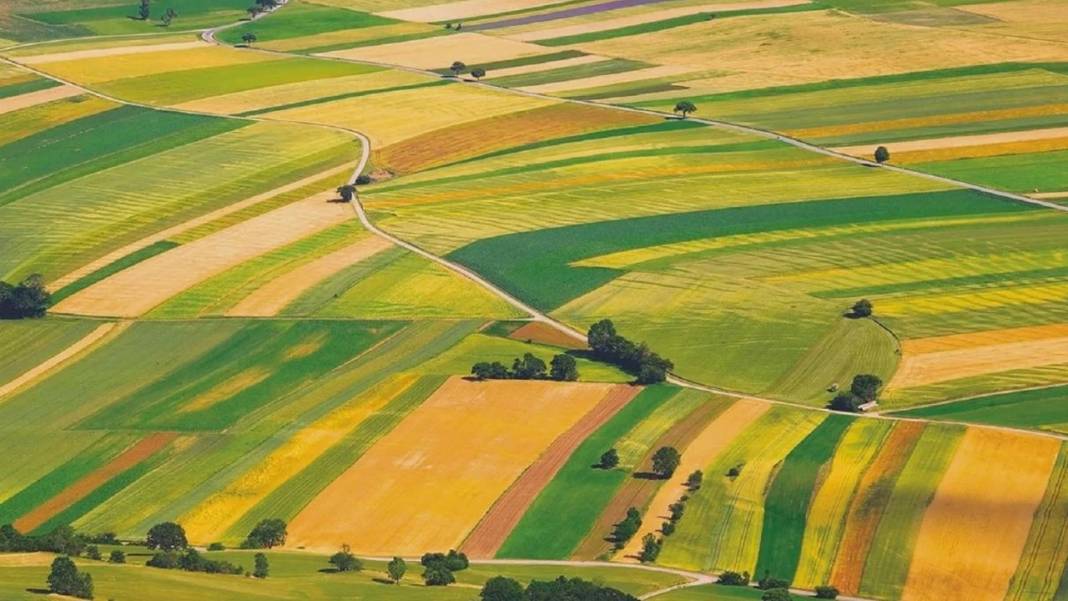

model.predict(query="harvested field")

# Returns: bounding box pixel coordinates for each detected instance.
[834,126,1068,156]
[54,193,353,317]
[829,421,925,596]
[287,377,616,555]
[18,41,204,64]
[508,321,585,349]
[226,235,393,317]
[519,65,690,94]
[901,428,1060,601]
[0,553,54,567]
[379,0,575,21]
[181,374,421,543]
[12,432,176,533]
[461,384,639,558]
[321,32,548,70]
[509,0,808,42]
[891,329,1068,390]
[620,398,768,560]
[0,322,120,401]
[0,84,81,115]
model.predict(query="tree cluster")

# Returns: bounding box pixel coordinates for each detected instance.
[481,576,640,601]
[587,320,673,384]
[471,352,578,382]
[757,573,790,591]
[421,549,468,585]
[147,548,244,575]
[242,518,287,549]
[651,446,681,479]
[0,275,51,319]
[48,556,94,599]
[815,585,839,599]
[829,374,883,412]
[1,524,95,556]
[610,507,641,549]
[717,570,750,586]
[849,298,873,318]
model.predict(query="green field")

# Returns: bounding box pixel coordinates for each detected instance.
[893,385,1068,433]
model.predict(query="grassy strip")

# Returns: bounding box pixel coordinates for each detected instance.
[0,77,59,99]
[633,62,1068,107]
[754,414,854,581]
[51,240,179,303]
[893,385,1068,431]
[430,50,586,74]
[299,28,451,54]
[434,119,704,170]
[813,264,1068,300]
[447,190,1036,311]
[219,3,395,44]
[496,385,679,559]
[0,107,242,207]
[540,12,714,46]
[571,82,686,101]
[492,58,650,88]
[239,79,450,117]
[28,0,247,24]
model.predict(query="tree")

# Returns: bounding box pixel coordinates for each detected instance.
[329,544,362,572]
[423,564,455,586]
[511,352,547,379]
[762,589,792,601]
[109,550,125,564]
[355,174,372,185]
[611,507,642,548]
[829,392,861,412]
[0,274,51,319]
[815,585,839,599]
[599,448,619,469]
[481,576,525,601]
[244,518,287,549]
[686,470,703,490]
[337,184,356,202]
[42,525,85,556]
[587,319,618,352]
[673,101,697,118]
[661,520,675,536]
[668,501,685,522]
[874,146,890,163]
[137,0,150,20]
[253,553,269,578]
[86,545,101,560]
[850,298,873,318]
[161,7,177,25]
[471,361,510,380]
[48,556,94,599]
[638,533,661,563]
[247,5,261,18]
[450,61,466,77]
[242,32,258,46]
[146,522,187,551]
[387,556,406,583]
[208,542,226,551]
[637,362,668,384]
[550,354,579,381]
[717,571,749,586]
[850,374,883,403]
[651,446,681,479]
[470,67,486,80]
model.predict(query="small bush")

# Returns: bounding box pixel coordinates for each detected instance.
[815,585,839,599]
[208,542,225,551]
[717,570,749,586]
[108,550,125,564]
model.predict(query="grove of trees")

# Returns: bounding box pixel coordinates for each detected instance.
[587,319,673,384]
[480,576,640,601]
[0,274,51,319]
[471,352,578,382]
[651,446,681,479]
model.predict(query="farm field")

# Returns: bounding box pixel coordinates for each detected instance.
[3,1,1068,600]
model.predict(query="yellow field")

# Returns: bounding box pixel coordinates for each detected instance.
[18,41,204,65]
[181,374,421,543]
[267,82,551,146]
[793,419,893,588]
[175,70,431,114]
[378,0,572,21]
[287,377,619,554]
[901,428,1060,601]
[619,398,769,560]
[876,281,1068,318]
[34,45,274,84]
[0,85,82,115]
[321,32,549,70]
[55,192,353,317]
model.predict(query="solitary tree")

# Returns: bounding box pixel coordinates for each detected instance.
[599,448,619,469]
[146,522,187,551]
[638,533,661,563]
[48,556,94,599]
[450,61,466,77]
[550,354,579,381]
[329,544,362,572]
[247,5,261,18]
[109,550,126,564]
[850,298,873,318]
[651,446,681,479]
[874,146,890,163]
[244,518,287,549]
[673,101,697,118]
[481,576,525,601]
[161,7,177,25]
[242,32,258,46]
[337,184,356,202]
[470,67,486,81]
[686,470,703,491]
[253,553,269,578]
[387,556,407,583]
[137,0,150,20]
[850,374,883,404]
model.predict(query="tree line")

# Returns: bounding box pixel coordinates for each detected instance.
[588,319,673,384]
[481,575,639,601]
[471,352,578,382]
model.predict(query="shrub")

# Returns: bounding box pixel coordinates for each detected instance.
[85,545,101,560]
[815,585,839,599]
[108,550,125,564]
[757,575,790,590]
[668,501,685,522]
[355,174,372,185]
[208,542,225,551]
[717,570,750,586]
[253,553,269,578]
[686,469,703,490]
[146,552,179,569]
[661,520,675,536]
